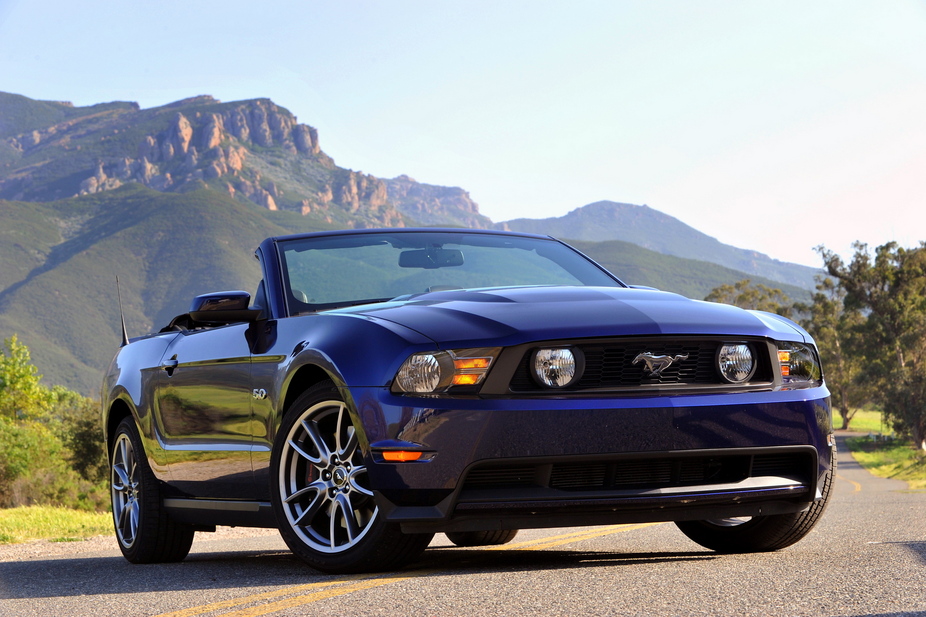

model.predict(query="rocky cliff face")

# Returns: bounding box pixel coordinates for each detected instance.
[0,94,476,230]
[70,99,400,223]
[385,175,492,229]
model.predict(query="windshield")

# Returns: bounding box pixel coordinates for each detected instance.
[278,231,623,314]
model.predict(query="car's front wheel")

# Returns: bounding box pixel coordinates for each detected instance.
[110,417,195,563]
[675,451,835,552]
[271,381,433,573]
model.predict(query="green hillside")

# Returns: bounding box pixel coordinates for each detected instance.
[0,185,309,392]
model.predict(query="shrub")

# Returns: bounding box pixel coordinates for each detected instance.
[0,337,110,512]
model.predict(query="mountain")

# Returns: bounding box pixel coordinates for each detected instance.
[568,239,809,302]
[0,91,490,230]
[0,92,815,394]
[499,201,821,289]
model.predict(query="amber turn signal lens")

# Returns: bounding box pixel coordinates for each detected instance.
[382,450,423,462]
[454,357,491,370]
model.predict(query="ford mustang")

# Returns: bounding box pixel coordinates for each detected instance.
[102,228,834,573]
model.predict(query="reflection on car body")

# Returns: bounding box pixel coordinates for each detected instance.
[102,228,834,573]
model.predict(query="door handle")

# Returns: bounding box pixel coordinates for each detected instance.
[161,356,178,376]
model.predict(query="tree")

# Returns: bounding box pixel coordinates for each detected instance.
[0,335,108,509]
[704,279,793,317]
[52,386,108,483]
[796,276,867,430]
[0,335,53,421]
[820,242,926,450]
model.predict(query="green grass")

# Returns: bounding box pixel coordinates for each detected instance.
[0,506,111,544]
[835,408,887,433]
[846,436,926,490]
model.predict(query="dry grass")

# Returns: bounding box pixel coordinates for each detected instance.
[0,505,111,544]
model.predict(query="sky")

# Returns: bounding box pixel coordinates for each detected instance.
[1,1,924,268]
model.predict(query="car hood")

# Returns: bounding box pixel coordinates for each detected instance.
[329,286,809,347]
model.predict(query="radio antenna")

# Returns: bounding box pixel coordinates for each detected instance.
[116,275,129,347]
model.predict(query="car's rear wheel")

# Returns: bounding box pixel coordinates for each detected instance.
[675,450,835,552]
[446,529,519,547]
[110,417,194,563]
[271,381,433,573]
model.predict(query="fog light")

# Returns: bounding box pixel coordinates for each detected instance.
[717,343,756,383]
[532,347,583,388]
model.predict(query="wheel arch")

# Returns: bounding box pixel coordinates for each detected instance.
[276,360,375,454]
[105,396,135,454]
[281,363,338,420]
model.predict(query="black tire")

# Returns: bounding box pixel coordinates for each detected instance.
[675,449,836,553]
[110,417,195,563]
[446,529,519,547]
[271,381,433,573]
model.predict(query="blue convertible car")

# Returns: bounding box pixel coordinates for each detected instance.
[103,228,834,573]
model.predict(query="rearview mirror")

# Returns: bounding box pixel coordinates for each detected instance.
[398,248,464,269]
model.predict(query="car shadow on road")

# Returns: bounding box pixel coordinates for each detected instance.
[0,550,312,600]
[0,546,716,600]
[416,546,718,575]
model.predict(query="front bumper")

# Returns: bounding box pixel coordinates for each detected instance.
[348,385,832,533]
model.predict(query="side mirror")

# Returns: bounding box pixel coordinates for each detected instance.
[189,291,263,323]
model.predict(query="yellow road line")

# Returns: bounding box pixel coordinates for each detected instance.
[485,524,626,551]
[216,570,438,617]
[836,473,862,492]
[158,523,660,617]
[507,523,662,551]
[151,574,370,617]
[484,523,661,551]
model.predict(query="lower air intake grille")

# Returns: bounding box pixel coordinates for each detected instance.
[462,452,812,494]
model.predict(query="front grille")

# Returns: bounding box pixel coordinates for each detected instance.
[464,466,537,489]
[752,453,807,477]
[508,338,772,392]
[461,452,811,495]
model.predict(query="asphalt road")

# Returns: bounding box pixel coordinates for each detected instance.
[2,435,925,617]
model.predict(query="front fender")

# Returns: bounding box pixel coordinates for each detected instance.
[252,313,434,455]
[101,332,179,477]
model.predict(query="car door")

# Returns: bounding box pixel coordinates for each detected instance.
[155,322,255,499]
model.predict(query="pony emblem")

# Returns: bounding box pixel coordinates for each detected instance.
[633,352,689,376]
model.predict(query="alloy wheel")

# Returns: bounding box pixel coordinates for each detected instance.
[278,400,377,553]
[111,432,140,548]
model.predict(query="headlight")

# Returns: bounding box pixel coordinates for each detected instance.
[393,347,500,393]
[777,342,823,387]
[531,347,584,388]
[716,343,756,383]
